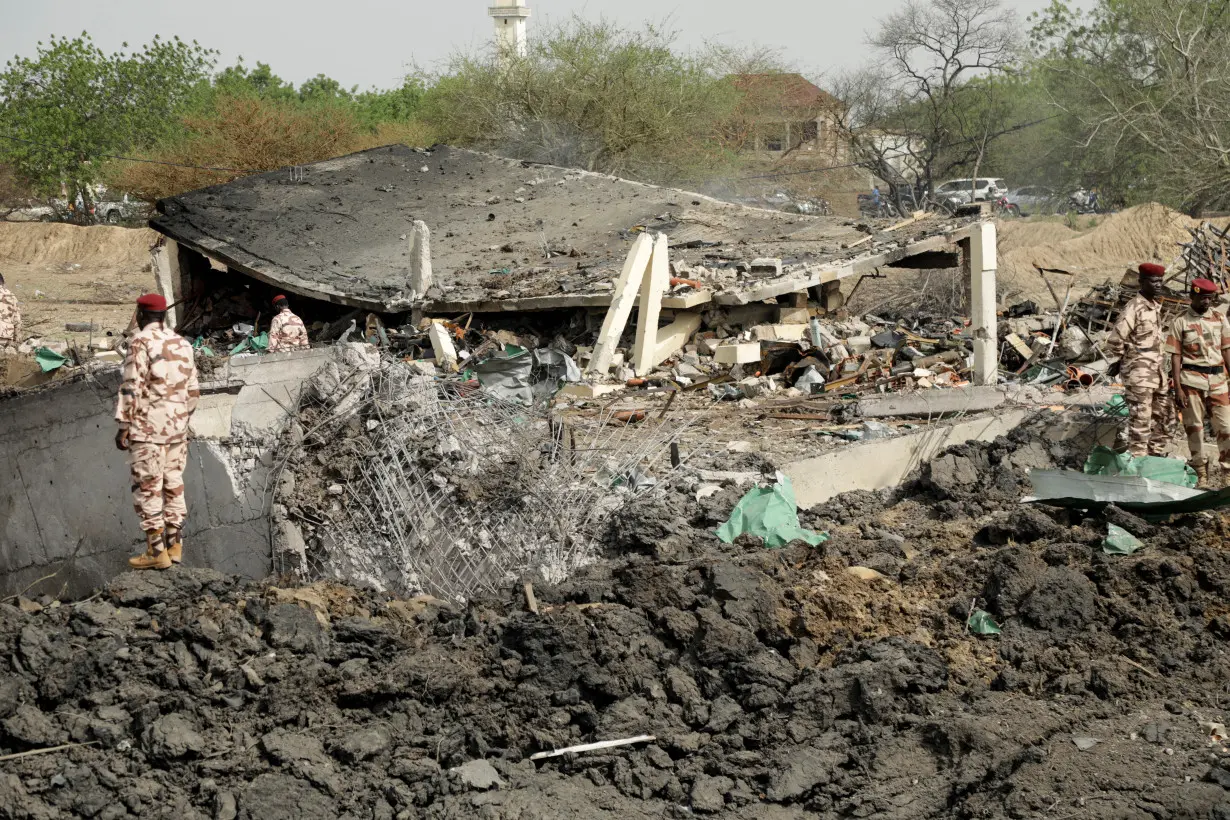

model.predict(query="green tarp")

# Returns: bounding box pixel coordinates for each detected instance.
[967,610,1003,635]
[1083,446,1196,488]
[33,347,68,373]
[229,332,269,356]
[1104,394,1130,417]
[716,473,829,549]
[1027,469,1230,521]
[1103,524,1144,555]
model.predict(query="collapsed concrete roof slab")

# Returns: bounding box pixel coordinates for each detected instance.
[150,144,975,313]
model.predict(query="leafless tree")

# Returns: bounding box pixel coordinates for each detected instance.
[833,0,1023,207]
[1038,0,1230,213]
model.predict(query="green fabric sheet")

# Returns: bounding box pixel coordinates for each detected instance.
[1104,394,1130,417]
[1103,524,1144,555]
[34,347,68,372]
[229,332,269,356]
[716,474,829,549]
[967,610,1002,635]
[1083,446,1196,488]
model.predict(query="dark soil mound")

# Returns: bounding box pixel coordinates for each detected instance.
[1,429,1229,818]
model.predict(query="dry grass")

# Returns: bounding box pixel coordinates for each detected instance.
[108,95,438,201]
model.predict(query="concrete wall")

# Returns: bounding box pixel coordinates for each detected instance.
[0,347,333,599]
[784,411,1031,509]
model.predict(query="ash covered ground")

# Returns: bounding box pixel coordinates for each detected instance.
[2,420,1230,819]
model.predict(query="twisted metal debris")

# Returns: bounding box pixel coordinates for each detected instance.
[1180,222,1230,289]
[274,348,694,602]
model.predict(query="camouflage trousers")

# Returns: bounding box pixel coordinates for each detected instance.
[1123,384,1174,457]
[1180,386,1230,468]
[129,440,188,533]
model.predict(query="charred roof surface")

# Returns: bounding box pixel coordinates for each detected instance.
[151,144,970,313]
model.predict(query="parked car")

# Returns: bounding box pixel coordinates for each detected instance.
[934,178,1009,206]
[3,204,57,223]
[95,195,151,225]
[1006,186,1060,215]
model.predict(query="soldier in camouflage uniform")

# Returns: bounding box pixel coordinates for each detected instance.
[115,294,200,570]
[1107,263,1174,457]
[0,272,22,354]
[267,295,310,352]
[1167,278,1230,487]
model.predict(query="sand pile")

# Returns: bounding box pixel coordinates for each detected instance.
[0,222,157,271]
[1000,204,1192,281]
[996,220,1080,257]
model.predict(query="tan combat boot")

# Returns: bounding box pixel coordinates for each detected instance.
[164,527,183,564]
[1194,462,1210,489]
[129,530,172,570]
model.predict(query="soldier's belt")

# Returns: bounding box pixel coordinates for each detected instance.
[1182,363,1225,375]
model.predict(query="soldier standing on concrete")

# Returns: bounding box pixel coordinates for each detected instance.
[267,295,310,352]
[115,294,200,570]
[1107,263,1174,457]
[0,272,22,354]
[1167,278,1230,487]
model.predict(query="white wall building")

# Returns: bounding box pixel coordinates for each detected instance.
[489,0,531,59]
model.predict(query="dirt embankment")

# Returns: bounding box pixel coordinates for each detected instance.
[0,222,157,346]
[997,204,1224,304]
[1,420,1228,818]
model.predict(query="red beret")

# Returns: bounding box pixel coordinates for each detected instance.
[136,294,167,311]
[1192,278,1220,295]
[273,294,288,304]
[1139,263,1166,278]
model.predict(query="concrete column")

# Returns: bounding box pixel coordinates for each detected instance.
[409,220,432,299]
[968,221,998,386]
[819,280,845,313]
[151,238,182,328]
[632,233,670,376]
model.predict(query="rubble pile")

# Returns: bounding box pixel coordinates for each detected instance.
[272,346,690,602]
[2,423,1229,818]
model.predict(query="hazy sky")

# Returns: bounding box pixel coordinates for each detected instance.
[3,0,1086,90]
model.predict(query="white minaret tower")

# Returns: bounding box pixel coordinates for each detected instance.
[489,0,531,59]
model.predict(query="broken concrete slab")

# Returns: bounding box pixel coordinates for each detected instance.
[750,324,809,343]
[784,411,1031,509]
[149,144,974,315]
[858,385,1006,418]
[429,323,459,371]
[715,342,760,365]
[0,370,275,599]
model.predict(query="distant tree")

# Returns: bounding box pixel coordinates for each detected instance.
[1031,0,1230,212]
[835,0,1023,201]
[354,76,429,129]
[0,33,215,208]
[422,18,741,183]
[212,59,297,103]
[110,93,437,201]
[298,74,357,106]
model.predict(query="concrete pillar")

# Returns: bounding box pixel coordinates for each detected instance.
[968,221,998,386]
[409,220,432,298]
[151,238,182,328]
[820,280,845,313]
[587,233,653,376]
[632,234,671,376]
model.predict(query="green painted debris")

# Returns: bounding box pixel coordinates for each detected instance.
[1104,394,1129,417]
[192,336,215,357]
[716,473,829,549]
[34,347,68,373]
[1103,524,1144,555]
[1083,446,1196,488]
[229,332,269,356]
[967,610,1002,635]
